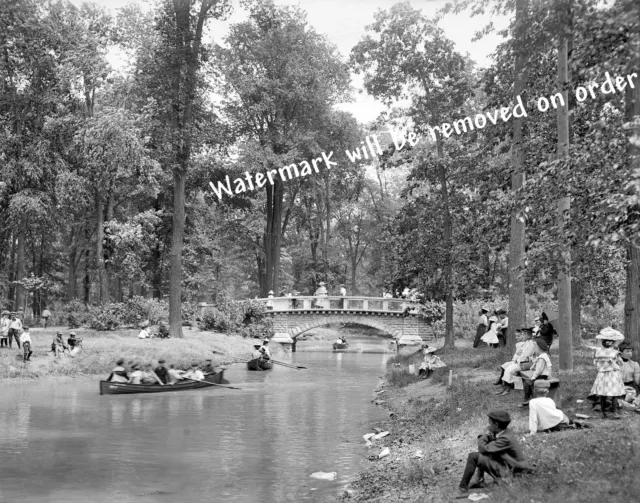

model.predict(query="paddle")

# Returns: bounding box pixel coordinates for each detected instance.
[182,377,242,390]
[269,359,307,370]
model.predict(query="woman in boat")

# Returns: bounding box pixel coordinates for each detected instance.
[167,364,185,384]
[140,364,164,385]
[107,359,129,383]
[128,364,144,384]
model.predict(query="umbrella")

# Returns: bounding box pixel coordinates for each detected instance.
[595,327,625,341]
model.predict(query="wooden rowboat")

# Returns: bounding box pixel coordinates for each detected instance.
[247,359,273,371]
[99,370,225,395]
[332,343,349,350]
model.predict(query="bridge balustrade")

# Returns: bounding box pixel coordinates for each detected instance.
[256,296,415,313]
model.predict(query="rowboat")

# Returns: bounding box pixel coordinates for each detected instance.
[333,343,349,350]
[99,370,225,395]
[247,359,273,371]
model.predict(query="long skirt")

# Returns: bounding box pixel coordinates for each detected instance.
[590,370,625,397]
[473,325,487,347]
[501,362,524,389]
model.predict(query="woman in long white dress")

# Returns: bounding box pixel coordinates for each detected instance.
[480,316,500,348]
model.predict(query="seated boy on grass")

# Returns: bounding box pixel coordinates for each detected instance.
[527,380,589,435]
[456,410,532,499]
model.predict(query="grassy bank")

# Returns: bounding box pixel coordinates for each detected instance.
[0,326,269,380]
[335,341,640,502]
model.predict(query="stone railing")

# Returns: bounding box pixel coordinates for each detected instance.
[198,296,421,315]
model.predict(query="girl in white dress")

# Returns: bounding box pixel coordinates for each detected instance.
[481,316,500,348]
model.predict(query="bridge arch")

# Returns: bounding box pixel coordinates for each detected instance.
[290,315,398,339]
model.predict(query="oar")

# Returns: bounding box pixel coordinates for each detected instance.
[182,377,242,390]
[269,359,307,370]
[231,358,264,370]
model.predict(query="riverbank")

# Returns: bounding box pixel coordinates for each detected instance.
[0,326,266,380]
[335,341,640,502]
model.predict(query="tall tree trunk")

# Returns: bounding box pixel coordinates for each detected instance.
[95,195,109,304]
[556,0,573,372]
[68,228,77,300]
[507,0,529,354]
[8,232,16,304]
[13,230,25,312]
[169,170,186,336]
[83,226,91,304]
[624,1,640,355]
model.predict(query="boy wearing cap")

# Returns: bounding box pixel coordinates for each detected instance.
[51,331,68,357]
[457,410,529,498]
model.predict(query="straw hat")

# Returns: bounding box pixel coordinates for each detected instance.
[595,327,624,341]
[424,347,437,354]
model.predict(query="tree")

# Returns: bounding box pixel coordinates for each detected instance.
[350,1,471,347]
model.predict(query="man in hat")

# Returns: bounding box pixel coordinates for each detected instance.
[518,338,552,407]
[154,359,169,384]
[183,362,205,381]
[202,358,218,375]
[41,307,52,328]
[8,312,22,349]
[261,338,271,360]
[457,410,530,498]
[68,332,82,350]
[252,342,264,361]
[473,307,489,348]
[527,380,585,435]
[0,311,10,348]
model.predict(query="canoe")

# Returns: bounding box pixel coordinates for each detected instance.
[333,343,349,350]
[247,359,273,371]
[99,370,225,395]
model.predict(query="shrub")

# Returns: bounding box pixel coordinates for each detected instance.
[198,296,273,337]
[201,307,234,332]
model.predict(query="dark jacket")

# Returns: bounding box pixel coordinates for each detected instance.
[478,428,526,467]
[538,323,556,347]
[154,366,169,384]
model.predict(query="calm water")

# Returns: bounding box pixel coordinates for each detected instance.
[0,337,391,503]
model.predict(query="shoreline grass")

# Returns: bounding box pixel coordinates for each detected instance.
[334,341,640,502]
[0,326,269,380]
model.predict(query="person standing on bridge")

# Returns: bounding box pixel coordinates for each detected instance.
[314,282,328,309]
[266,291,274,310]
[339,284,347,308]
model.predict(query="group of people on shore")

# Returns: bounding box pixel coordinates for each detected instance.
[473,307,510,348]
[1,311,33,361]
[453,318,640,497]
[106,358,219,385]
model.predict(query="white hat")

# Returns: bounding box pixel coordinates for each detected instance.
[263,339,270,344]
[489,315,498,322]
[595,327,624,341]
[319,282,326,286]
[424,347,437,354]
[268,290,274,294]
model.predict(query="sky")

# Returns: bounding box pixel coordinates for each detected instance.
[72,0,510,123]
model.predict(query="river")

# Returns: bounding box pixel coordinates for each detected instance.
[0,335,392,503]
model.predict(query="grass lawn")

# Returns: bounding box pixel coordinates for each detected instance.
[0,326,266,380]
[335,340,640,502]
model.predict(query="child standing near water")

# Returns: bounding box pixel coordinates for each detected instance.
[591,327,626,420]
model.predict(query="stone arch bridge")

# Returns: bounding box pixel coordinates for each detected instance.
[247,296,432,351]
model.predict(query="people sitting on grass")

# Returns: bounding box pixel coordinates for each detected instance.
[527,380,589,434]
[20,326,33,362]
[591,327,625,420]
[107,358,129,383]
[481,316,500,348]
[51,331,69,358]
[618,342,640,394]
[494,328,535,396]
[418,345,446,379]
[518,338,552,408]
[456,410,531,499]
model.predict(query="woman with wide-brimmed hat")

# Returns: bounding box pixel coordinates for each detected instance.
[591,327,626,419]
[418,344,446,379]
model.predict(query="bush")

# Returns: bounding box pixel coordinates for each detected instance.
[198,295,273,337]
